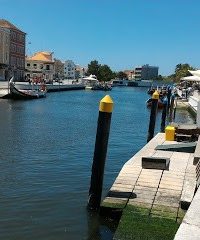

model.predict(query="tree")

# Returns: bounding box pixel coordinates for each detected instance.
[99,65,114,82]
[174,63,195,82]
[116,71,127,80]
[87,60,115,81]
[87,60,100,77]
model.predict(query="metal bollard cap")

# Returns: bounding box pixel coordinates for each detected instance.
[152,90,159,99]
[99,95,114,113]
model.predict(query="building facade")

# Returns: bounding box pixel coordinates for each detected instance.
[25,52,55,83]
[124,70,134,80]
[54,58,64,79]
[64,60,76,79]
[134,64,159,80]
[0,26,10,80]
[75,64,86,79]
[0,19,26,81]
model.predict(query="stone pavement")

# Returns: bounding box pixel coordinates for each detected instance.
[102,133,196,223]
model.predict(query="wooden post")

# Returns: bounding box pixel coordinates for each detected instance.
[160,97,168,133]
[147,91,159,142]
[88,95,114,211]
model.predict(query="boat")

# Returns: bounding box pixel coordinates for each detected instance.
[128,80,153,87]
[92,82,112,91]
[82,75,112,91]
[14,79,85,92]
[9,77,46,100]
[111,79,128,87]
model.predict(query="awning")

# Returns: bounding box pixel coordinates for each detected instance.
[189,70,200,77]
[181,75,200,82]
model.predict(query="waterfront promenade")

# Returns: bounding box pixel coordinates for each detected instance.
[102,132,197,239]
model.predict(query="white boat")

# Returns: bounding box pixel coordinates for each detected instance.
[13,80,85,92]
[82,75,99,90]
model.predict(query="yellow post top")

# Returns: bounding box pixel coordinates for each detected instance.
[152,90,159,99]
[99,95,114,113]
[165,126,175,131]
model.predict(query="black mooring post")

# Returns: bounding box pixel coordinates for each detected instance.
[88,95,114,211]
[167,86,172,111]
[147,91,159,143]
[160,98,168,133]
[169,94,175,123]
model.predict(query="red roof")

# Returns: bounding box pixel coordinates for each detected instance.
[0,19,25,33]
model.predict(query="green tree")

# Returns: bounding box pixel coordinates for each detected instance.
[87,60,100,77]
[174,63,195,82]
[99,65,114,82]
[116,71,127,80]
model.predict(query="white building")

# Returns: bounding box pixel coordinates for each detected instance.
[64,60,76,79]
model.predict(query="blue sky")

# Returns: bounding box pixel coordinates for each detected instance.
[1,0,200,75]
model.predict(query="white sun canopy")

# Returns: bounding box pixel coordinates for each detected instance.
[189,70,200,77]
[181,75,200,82]
[82,75,98,81]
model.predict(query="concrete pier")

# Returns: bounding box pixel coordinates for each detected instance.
[101,133,197,239]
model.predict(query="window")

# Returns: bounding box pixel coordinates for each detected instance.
[46,65,50,70]
[27,63,30,67]
[33,63,37,69]
[40,64,43,69]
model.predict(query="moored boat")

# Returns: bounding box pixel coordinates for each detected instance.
[83,75,112,91]
[9,77,46,100]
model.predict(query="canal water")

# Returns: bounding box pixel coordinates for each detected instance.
[0,87,194,240]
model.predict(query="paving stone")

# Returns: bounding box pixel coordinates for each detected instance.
[155,195,180,205]
[110,185,134,192]
[154,199,179,208]
[159,182,183,191]
[180,179,196,210]
[133,185,158,192]
[127,201,152,210]
[103,197,128,205]
[136,181,159,188]
[174,222,200,240]
[156,190,181,200]
[129,197,154,205]
[159,179,183,187]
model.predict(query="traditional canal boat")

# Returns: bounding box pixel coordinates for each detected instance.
[9,77,46,100]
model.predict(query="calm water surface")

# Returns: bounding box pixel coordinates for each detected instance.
[0,87,194,240]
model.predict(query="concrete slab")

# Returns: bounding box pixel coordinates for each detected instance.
[142,157,170,170]
[174,222,200,240]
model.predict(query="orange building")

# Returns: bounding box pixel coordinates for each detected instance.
[0,19,26,81]
[25,51,55,83]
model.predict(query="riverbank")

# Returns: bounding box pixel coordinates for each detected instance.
[101,132,196,239]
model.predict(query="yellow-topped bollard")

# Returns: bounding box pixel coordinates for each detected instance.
[99,95,114,113]
[165,126,175,141]
[147,91,159,142]
[152,90,159,99]
[88,95,114,211]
